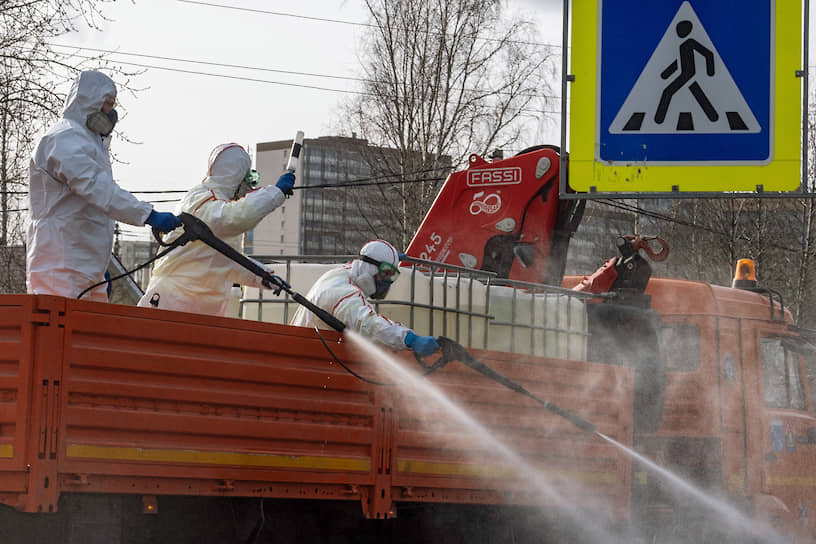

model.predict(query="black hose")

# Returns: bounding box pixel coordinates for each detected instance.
[314,327,395,386]
[76,237,188,300]
[93,216,595,435]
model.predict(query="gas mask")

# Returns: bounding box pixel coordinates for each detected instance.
[86,109,118,137]
[233,169,260,199]
[356,255,400,300]
[372,277,392,300]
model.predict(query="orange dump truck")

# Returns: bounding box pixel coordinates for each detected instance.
[3,262,815,542]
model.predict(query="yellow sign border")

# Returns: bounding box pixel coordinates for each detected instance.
[569,0,801,192]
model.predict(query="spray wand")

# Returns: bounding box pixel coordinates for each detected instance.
[418,337,596,434]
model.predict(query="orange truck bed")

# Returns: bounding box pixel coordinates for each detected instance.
[0,294,634,519]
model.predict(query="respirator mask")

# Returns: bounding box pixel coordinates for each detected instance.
[233,169,260,199]
[357,255,400,300]
[86,109,118,137]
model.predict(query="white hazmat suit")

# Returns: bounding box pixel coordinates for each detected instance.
[137,144,286,316]
[27,70,153,301]
[290,241,411,350]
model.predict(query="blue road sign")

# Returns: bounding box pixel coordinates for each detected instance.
[598,0,772,164]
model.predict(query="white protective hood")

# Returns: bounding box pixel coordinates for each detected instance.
[62,70,116,125]
[202,144,251,200]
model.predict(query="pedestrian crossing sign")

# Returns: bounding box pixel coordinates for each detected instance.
[569,0,802,192]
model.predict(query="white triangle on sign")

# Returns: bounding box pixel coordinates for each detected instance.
[609,1,760,135]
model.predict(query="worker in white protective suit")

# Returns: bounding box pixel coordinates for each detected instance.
[27,70,181,301]
[291,239,440,356]
[137,143,295,316]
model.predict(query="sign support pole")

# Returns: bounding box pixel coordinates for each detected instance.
[559,0,571,200]
[803,0,810,193]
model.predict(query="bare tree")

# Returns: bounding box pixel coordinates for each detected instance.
[1,0,140,293]
[594,189,816,328]
[339,0,555,248]
[787,107,816,327]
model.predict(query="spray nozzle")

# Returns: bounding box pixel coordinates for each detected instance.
[437,336,473,363]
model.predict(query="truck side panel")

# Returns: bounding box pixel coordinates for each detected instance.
[0,295,66,513]
[0,296,37,509]
[58,299,380,513]
[0,295,635,522]
[390,353,634,520]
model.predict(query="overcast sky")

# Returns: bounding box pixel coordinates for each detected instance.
[52,0,563,242]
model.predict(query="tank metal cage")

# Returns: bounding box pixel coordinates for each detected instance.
[240,255,608,360]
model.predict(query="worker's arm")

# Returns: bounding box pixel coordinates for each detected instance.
[189,186,285,239]
[38,131,152,225]
[331,288,411,351]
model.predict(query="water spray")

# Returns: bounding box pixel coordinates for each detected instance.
[345,331,615,542]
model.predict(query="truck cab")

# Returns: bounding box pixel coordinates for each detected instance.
[625,277,816,541]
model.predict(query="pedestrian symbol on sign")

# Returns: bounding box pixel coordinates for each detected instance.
[609,1,760,135]
[656,20,717,126]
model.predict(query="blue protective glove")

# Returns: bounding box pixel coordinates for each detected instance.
[104,269,112,298]
[276,172,296,196]
[145,210,182,233]
[404,331,440,357]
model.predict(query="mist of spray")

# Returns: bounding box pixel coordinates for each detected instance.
[345,330,624,542]
[344,331,788,543]
[596,433,786,543]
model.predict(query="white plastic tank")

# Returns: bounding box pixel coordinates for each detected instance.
[225,284,243,318]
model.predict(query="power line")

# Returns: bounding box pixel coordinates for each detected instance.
[127,189,187,194]
[47,44,560,101]
[178,0,375,28]
[46,51,559,112]
[4,170,457,208]
[1,189,186,195]
[46,51,363,94]
[56,51,559,114]
[597,199,726,236]
[298,176,447,190]
[48,43,368,83]
[176,0,563,49]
